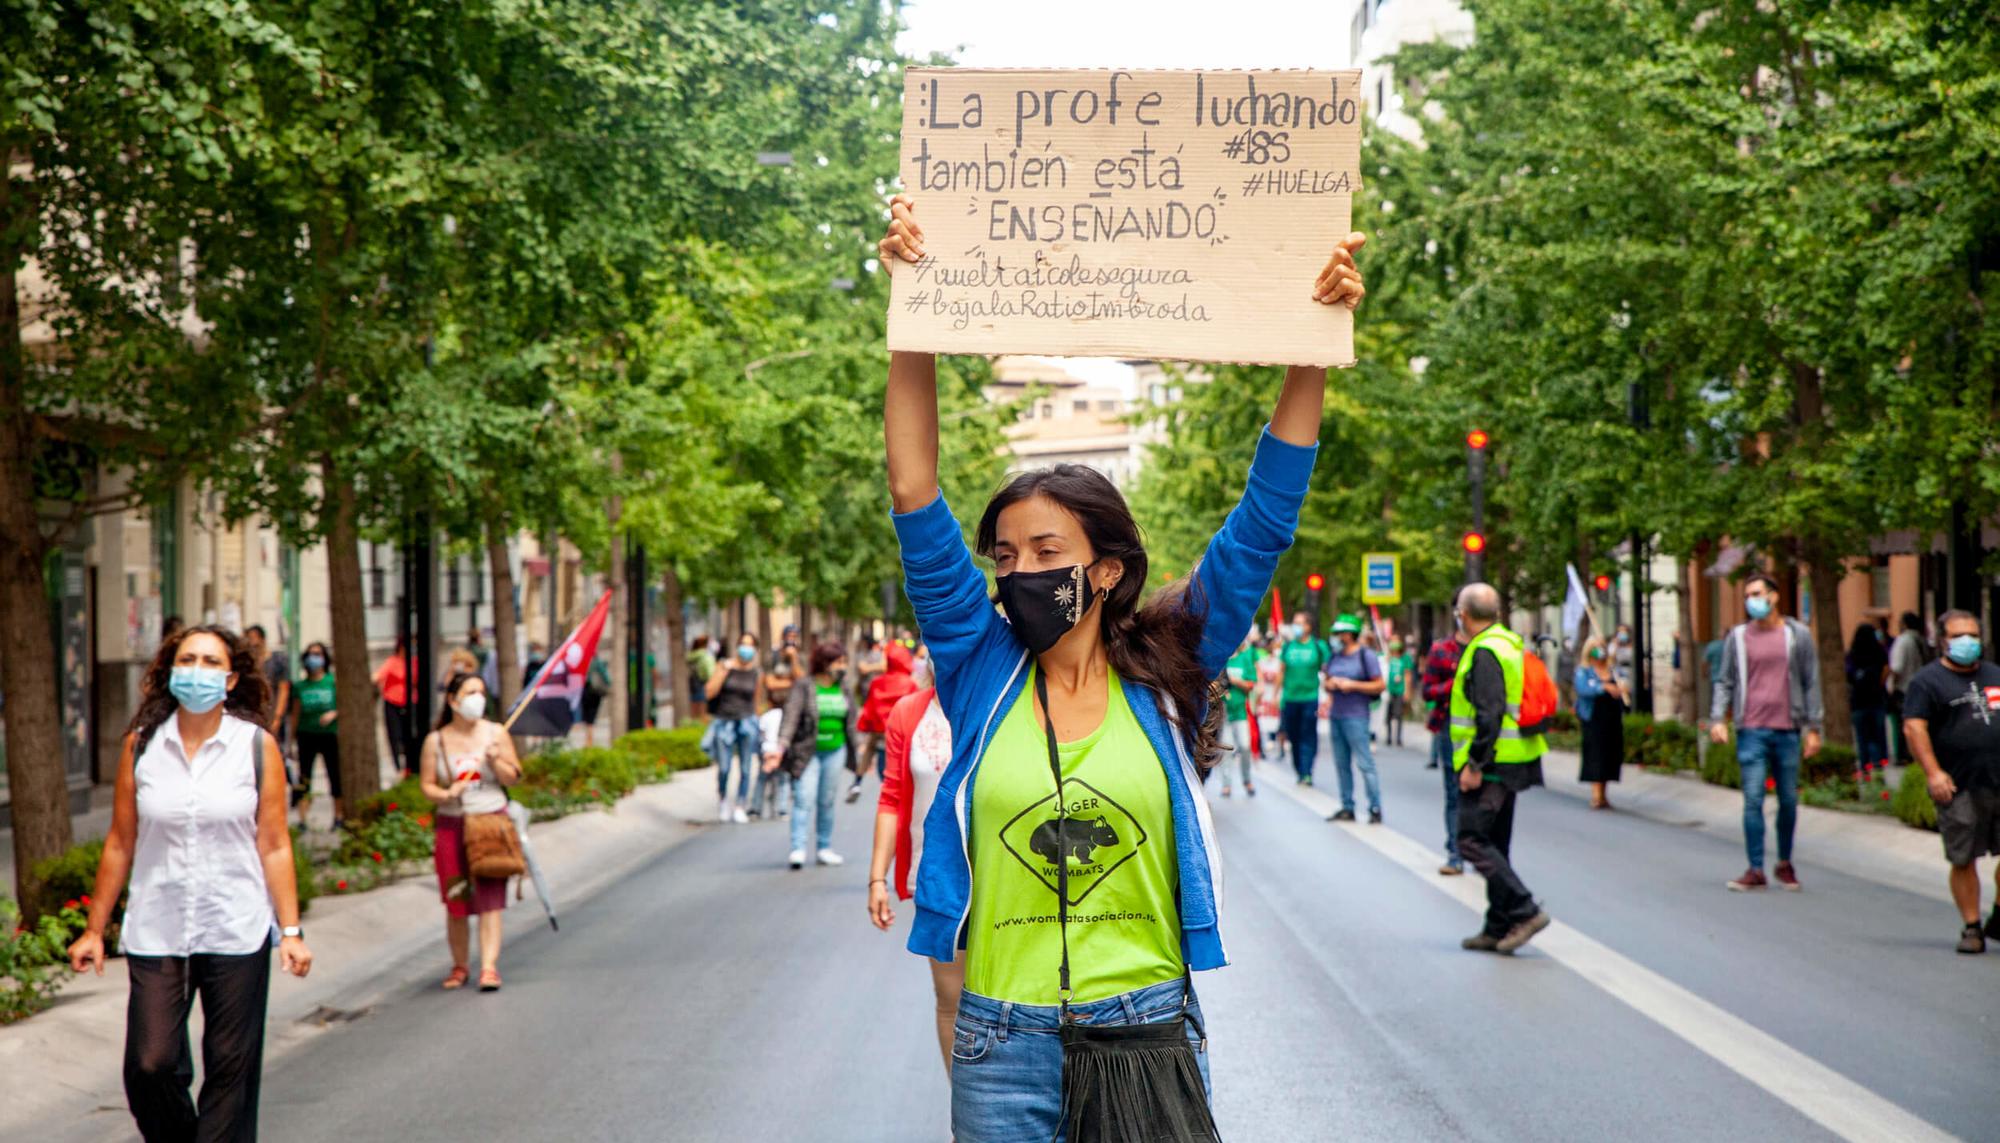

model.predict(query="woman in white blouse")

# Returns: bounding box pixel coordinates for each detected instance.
[69,624,313,1142]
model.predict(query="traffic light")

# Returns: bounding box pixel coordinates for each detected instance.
[1304,572,1326,630]
[1466,429,1489,451]
[1461,532,1487,555]
[1593,573,1613,594]
[1305,572,1325,593]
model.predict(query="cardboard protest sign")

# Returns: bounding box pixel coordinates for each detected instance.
[887,68,1363,367]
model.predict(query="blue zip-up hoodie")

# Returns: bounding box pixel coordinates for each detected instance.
[893,427,1318,971]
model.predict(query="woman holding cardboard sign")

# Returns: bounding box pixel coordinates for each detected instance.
[880,193,1363,1142]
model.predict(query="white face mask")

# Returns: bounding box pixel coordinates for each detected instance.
[456,693,487,722]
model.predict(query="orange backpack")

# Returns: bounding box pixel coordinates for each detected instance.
[1517,651,1559,735]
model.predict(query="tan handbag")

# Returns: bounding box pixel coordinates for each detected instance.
[463,811,526,880]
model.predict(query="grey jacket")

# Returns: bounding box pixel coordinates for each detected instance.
[1709,617,1824,733]
[775,676,859,778]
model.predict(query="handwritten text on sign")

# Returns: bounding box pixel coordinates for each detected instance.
[887,69,1362,367]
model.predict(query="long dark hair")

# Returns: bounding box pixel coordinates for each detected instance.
[976,465,1226,773]
[126,625,272,757]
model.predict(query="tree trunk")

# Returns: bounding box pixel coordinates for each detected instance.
[1805,554,1853,749]
[1677,555,1701,726]
[606,466,627,738]
[324,456,379,815]
[661,563,687,727]
[756,598,772,662]
[485,519,518,711]
[1,172,74,916]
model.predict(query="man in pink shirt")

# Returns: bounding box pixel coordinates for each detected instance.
[1709,572,1825,891]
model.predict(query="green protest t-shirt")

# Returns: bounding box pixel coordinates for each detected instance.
[296,672,337,732]
[1224,647,1260,721]
[1385,652,1414,696]
[815,684,848,753]
[964,668,1184,1006]
[1280,638,1330,704]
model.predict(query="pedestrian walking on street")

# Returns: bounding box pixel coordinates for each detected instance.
[705,634,766,823]
[868,686,964,1074]
[1421,614,1466,875]
[68,625,314,1142]
[1709,572,1825,892]
[1255,635,1285,766]
[769,642,857,869]
[419,672,523,993]
[1898,610,2000,954]
[291,641,342,826]
[1324,613,1386,823]
[1279,611,1331,786]
[878,194,1364,1142]
[1219,633,1260,797]
[753,663,795,820]
[1383,638,1414,747]
[1451,585,1553,954]
[1887,611,1931,763]
[686,634,716,722]
[243,624,290,757]
[373,636,413,776]
[1846,622,1891,770]
[851,641,918,803]
[1574,637,1627,809]
[856,632,888,709]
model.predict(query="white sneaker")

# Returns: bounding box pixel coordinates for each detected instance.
[816,849,845,867]
[717,799,731,823]
[788,849,806,870]
[731,806,749,824]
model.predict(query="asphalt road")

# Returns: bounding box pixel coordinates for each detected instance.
[258,732,1997,1142]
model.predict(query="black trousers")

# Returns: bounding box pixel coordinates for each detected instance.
[125,950,271,1143]
[383,700,411,774]
[1456,779,1539,937]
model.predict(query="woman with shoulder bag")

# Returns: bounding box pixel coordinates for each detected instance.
[69,625,314,1142]
[879,196,1365,1142]
[419,672,523,993]
[767,642,859,870]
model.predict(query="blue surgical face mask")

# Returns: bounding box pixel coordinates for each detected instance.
[736,645,756,663]
[1745,595,1773,621]
[169,666,230,714]
[1285,624,1304,641]
[304,653,326,672]
[1946,635,1983,666]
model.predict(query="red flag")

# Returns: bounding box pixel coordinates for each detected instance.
[505,590,613,737]
[1270,586,1285,638]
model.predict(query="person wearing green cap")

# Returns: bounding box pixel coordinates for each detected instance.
[1324,612,1387,823]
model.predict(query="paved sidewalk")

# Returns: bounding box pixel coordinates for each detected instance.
[1401,727,1957,904]
[0,765,721,1142]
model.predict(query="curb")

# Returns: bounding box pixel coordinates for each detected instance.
[0,766,721,1142]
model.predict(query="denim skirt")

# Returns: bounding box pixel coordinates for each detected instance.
[950,976,1212,1143]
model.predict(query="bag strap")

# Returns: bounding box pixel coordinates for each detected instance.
[1034,667,1073,1017]
[251,727,264,797]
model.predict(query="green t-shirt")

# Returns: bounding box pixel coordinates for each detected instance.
[1280,638,1331,704]
[1223,647,1260,721]
[815,684,848,753]
[1385,652,1415,696]
[296,672,337,732]
[965,668,1184,1006]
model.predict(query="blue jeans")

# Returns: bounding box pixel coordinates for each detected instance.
[1850,706,1888,768]
[1433,731,1460,864]
[1329,716,1381,814]
[950,978,1211,1143]
[1736,727,1801,869]
[1280,700,1318,780]
[790,745,843,853]
[708,716,759,802]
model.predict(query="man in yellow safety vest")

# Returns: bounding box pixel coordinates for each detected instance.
[1449,582,1553,954]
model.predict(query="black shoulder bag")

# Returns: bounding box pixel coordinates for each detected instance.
[1036,669,1220,1143]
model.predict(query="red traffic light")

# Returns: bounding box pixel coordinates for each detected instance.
[1593,574,1612,592]
[1461,532,1487,555]
[1305,573,1326,592]
[1467,429,1489,450]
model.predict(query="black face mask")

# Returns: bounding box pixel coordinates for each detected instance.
[995,563,1097,655]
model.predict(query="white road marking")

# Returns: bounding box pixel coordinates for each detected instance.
[1251,757,1959,1143]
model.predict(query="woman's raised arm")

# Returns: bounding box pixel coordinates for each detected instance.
[880,196,938,513]
[1268,232,1367,446]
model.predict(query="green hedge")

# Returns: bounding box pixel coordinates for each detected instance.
[613,727,711,782]
[31,838,117,943]
[514,745,640,818]
[1891,763,1940,830]
[0,898,79,1024]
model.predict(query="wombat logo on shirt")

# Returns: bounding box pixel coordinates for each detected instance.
[999,779,1148,907]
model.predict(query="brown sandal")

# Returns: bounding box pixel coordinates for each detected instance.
[478,968,502,992]
[442,965,471,990]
